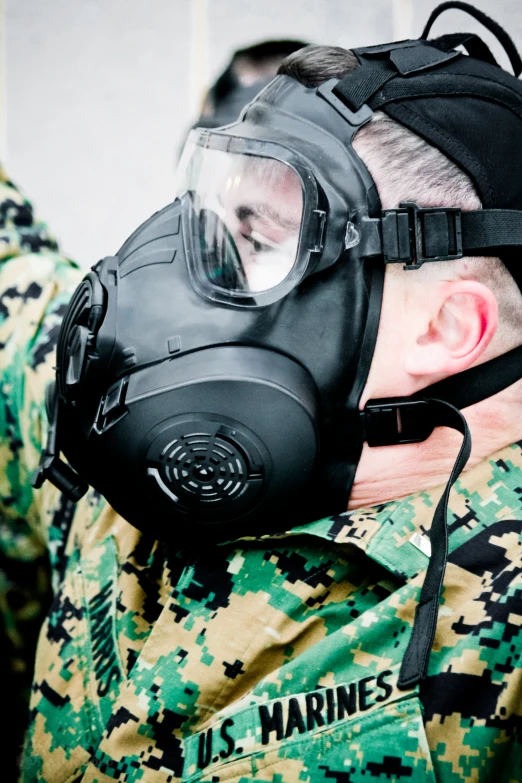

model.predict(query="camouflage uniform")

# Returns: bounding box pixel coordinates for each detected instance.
[0,166,82,778]
[0,170,520,781]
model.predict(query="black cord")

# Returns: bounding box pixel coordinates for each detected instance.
[421,1,522,77]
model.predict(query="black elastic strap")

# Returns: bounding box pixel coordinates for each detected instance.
[434,31,499,68]
[397,399,470,688]
[333,58,397,113]
[411,347,522,686]
[364,344,522,689]
[421,1,522,77]
[381,206,522,268]
[334,40,463,113]
[423,343,522,410]
[388,44,460,75]
[462,210,522,255]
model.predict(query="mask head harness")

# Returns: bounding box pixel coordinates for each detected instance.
[34,2,522,690]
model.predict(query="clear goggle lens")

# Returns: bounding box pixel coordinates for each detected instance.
[177,142,304,294]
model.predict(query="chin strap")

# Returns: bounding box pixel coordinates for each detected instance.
[399,400,470,689]
[362,343,522,689]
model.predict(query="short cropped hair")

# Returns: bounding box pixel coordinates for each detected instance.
[278,46,522,351]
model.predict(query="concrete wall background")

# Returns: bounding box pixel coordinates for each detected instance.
[3,0,522,267]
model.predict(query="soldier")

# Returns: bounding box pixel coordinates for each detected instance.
[6,2,522,781]
[0,166,81,779]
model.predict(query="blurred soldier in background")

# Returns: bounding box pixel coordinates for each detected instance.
[192,39,308,130]
[0,166,79,779]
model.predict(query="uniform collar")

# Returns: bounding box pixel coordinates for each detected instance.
[238,441,522,582]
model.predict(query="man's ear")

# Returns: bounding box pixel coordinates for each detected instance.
[405,279,498,378]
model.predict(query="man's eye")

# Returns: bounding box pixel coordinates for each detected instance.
[241,233,273,254]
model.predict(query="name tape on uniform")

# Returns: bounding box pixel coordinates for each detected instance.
[183,668,406,779]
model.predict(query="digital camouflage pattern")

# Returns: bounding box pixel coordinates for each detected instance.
[0,168,520,781]
[0,165,82,778]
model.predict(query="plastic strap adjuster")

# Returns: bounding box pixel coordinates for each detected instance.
[363,398,435,447]
[382,202,463,269]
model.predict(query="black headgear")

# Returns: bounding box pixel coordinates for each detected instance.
[35,3,522,690]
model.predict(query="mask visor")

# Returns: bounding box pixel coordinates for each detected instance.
[177,131,315,305]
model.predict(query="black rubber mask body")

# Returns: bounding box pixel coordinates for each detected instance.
[53,76,383,543]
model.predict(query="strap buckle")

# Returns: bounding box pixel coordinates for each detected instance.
[363,398,435,446]
[382,202,463,269]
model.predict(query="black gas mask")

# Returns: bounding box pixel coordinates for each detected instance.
[34,3,522,688]
[39,75,386,540]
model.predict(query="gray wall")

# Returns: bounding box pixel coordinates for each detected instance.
[4,0,522,267]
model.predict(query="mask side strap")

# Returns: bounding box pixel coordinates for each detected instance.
[397,399,470,689]
[421,342,522,410]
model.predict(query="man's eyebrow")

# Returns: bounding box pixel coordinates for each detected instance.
[235,204,300,232]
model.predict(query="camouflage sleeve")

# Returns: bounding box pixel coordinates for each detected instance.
[0,165,83,774]
[0,165,83,557]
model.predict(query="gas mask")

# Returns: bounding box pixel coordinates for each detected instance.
[34,3,522,688]
[39,76,387,542]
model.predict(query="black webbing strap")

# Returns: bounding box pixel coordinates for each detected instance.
[462,210,522,256]
[363,343,522,689]
[397,400,470,689]
[363,396,471,689]
[425,343,522,410]
[433,31,499,68]
[333,38,464,113]
[333,58,397,113]
[422,2,522,77]
[332,19,514,115]
[381,205,522,268]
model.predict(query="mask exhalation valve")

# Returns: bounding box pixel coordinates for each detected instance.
[145,416,266,520]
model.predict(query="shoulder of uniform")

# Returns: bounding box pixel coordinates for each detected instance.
[0,249,82,289]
